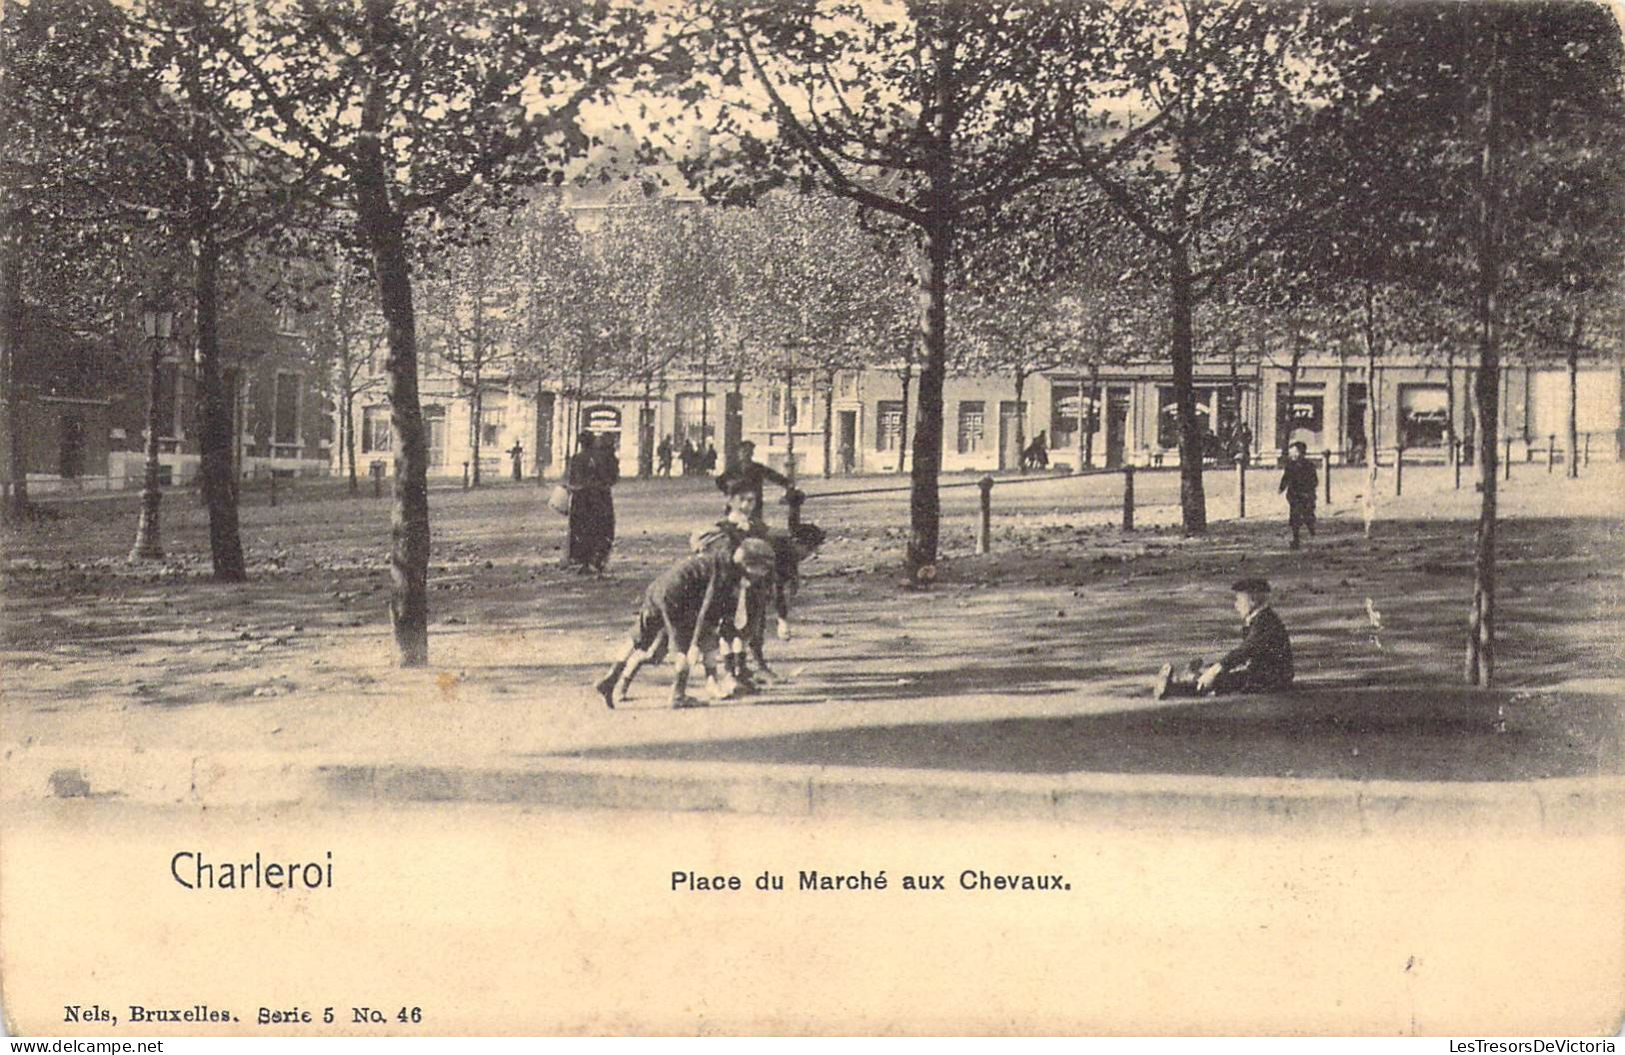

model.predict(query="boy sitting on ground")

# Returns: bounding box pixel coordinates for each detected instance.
[595,537,776,709]
[1153,577,1294,699]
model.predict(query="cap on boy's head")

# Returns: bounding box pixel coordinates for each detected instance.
[1230,577,1270,596]
[1291,441,1307,454]
[739,440,755,452]
[737,537,775,574]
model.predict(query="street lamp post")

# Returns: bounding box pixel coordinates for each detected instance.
[129,304,173,562]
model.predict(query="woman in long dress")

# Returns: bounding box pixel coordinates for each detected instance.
[565,430,617,572]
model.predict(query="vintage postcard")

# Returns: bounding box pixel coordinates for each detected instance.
[3,0,1623,1038]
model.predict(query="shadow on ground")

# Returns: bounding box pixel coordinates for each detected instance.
[563,685,1624,783]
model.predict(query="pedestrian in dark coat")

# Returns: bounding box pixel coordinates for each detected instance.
[716,439,792,512]
[1279,441,1318,549]
[564,430,617,573]
[680,439,698,477]
[1153,578,1295,699]
[701,443,718,474]
[657,435,674,477]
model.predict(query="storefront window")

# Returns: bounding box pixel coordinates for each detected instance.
[1399,384,1448,447]
[957,401,985,454]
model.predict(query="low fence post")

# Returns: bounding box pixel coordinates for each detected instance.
[1394,443,1404,497]
[787,488,805,534]
[371,460,384,498]
[1504,434,1512,481]
[1236,459,1246,519]
[1122,464,1135,532]
[1584,432,1591,467]
[1547,434,1556,474]
[1454,439,1463,490]
[1323,450,1332,504]
[269,471,278,508]
[976,475,994,554]
[462,462,470,490]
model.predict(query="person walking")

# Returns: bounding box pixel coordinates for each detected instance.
[680,439,698,477]
[564,430,617,573]
[657,435,674,477]
[1279,440,1319,549]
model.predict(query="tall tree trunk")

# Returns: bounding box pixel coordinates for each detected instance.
[783,359,796,482]
[1281,322,1303,456]
[1362,283,1381,538]
[1449,342,1462,487]
[1086,359,1100,468]
[355,63,430,667]
[821,365,835,478]
[896,357,912,476]
[1,242,27,519]
[907,211,950,574]
[1566,308,1582,479]
[193,234,246,581]
[1014,368,1027,473]
[1168,243,1206,534]
[1467,24,1503,688]
[344,387,358,494]
[470,380,483,486]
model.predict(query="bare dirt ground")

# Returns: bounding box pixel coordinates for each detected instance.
[2,461,1621,786]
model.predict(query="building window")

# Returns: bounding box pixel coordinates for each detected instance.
[423,405,445,467]
[478,404,506,448]
[957,401,985,454]
[362,405,391,453]
[836,370,858,400]
[1274,384,1326,451]
[1158,386,1241,451]
[674,392,708,446]
[1050,385,1099,450]
[1398,384,1448,448]
[876,400,904,451]
[769,385,811,430]
[274,371,301,446]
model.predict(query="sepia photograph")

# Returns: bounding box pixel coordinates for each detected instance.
[2,0,1623,1038]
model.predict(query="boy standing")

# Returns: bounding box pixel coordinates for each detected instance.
[1279,441,1319,549]
[596,538,776,709]
[1153,578,1294,699]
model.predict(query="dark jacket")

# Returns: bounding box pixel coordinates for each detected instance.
[1219,606,1294,689]
[1279,459,1318,504]
[716,457,790,506]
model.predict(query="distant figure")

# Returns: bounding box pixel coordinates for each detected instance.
[594,538,776,709]
[564,430,617,573]
[716,439,792,513]
[1233,422,1253,468]
[701,443,718,475]
[680,439,698,477]
[657,435,673,477]
[1021,431,1049,471]
[1153,578,1294,699]
[509,441,524,481]
[839,439,856,474]
[1279,440,1319,549]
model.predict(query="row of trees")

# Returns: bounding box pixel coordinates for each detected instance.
[5,0,1622,684]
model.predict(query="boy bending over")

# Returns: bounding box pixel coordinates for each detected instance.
[596,538,776,709]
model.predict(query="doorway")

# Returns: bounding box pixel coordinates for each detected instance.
[1105,387,1130,468]
[837,410,857,473]
[998,400,1026,471]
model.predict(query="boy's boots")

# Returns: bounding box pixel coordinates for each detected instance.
[594,661,625,709]
[670,667,707,709]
